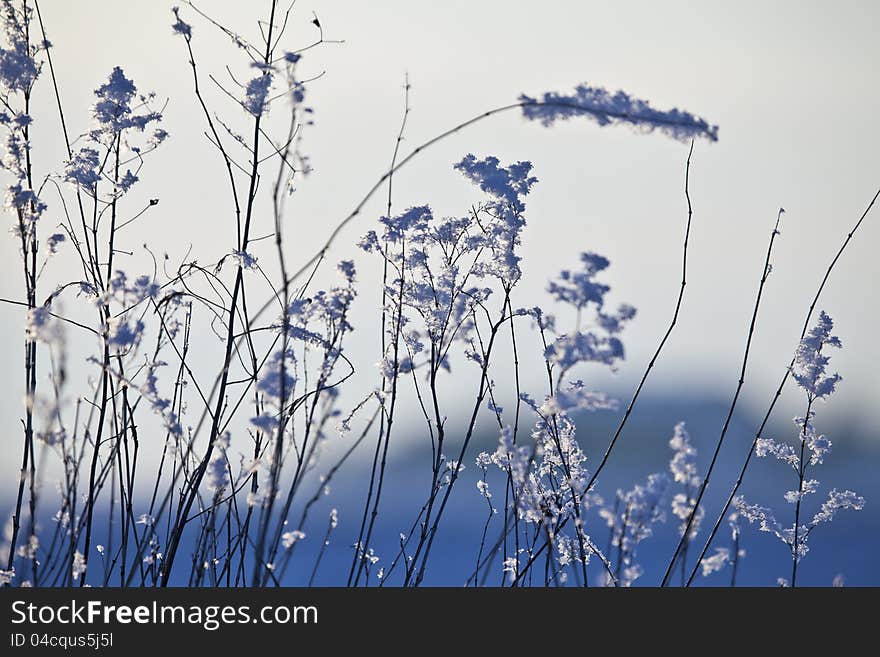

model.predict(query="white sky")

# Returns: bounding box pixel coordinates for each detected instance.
[2,0,879,444]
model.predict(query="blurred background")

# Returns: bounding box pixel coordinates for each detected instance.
[1,0,878,585]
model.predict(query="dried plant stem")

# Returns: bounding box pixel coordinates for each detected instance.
[661,208,784,586]
[585,141,695,494]
[161,0,280,586]
[686,186,880,586]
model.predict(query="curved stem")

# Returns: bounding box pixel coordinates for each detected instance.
[685,186,879,586]
[661,208,784,586]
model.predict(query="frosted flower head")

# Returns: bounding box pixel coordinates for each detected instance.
[376,205,432,243]
[64,148,101,190]
[806,433,832,466]
[92,67,161,136]
[811,489,865,526]
[149,128,169,147]
[476,479,492,499]
[119,170,138,192]
[543,252,634,375]
[5,181,46,221]
[540,380,618,416]
[547,252,611,309]
[102,271,160,307]
[281,530,306,549]
[453,155,538,283]
[250,413,278,433]
[700,547,730,577]
[668,422,700,488]
[519,83,718,142]
[544,330,625,372]
[0,1,41,93]
[25,305,62,345]
[256,348,297,403]
[502,556,518,582]
[755,436,799,470]
[600,473,669,583]
[733,497,781,536]
[0,42,37,93]
[232,249,258,270]
[171,6,192,39]
[244,73,272,116]
[205,433,230,493]
[72,551,86,580]
[527,306,555,332]
[790,311,842,399]
[106,316,145,351]
[46,232,65,254]
[453,154,537,212]
[337,259,356,282]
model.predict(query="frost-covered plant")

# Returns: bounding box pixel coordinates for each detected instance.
[468,248,634,586]
[666,422,704,583]
[352,154,551,586]
[1,0,870,591]
[0,0,49,578]
[519,84,719,142]
[665,423,746,587]
[598,473,668,586]
[698,512,745,585]
[734,312,864,586]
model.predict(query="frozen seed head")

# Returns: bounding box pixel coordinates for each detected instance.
[519,83,718,142]
[790,311,842,400]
